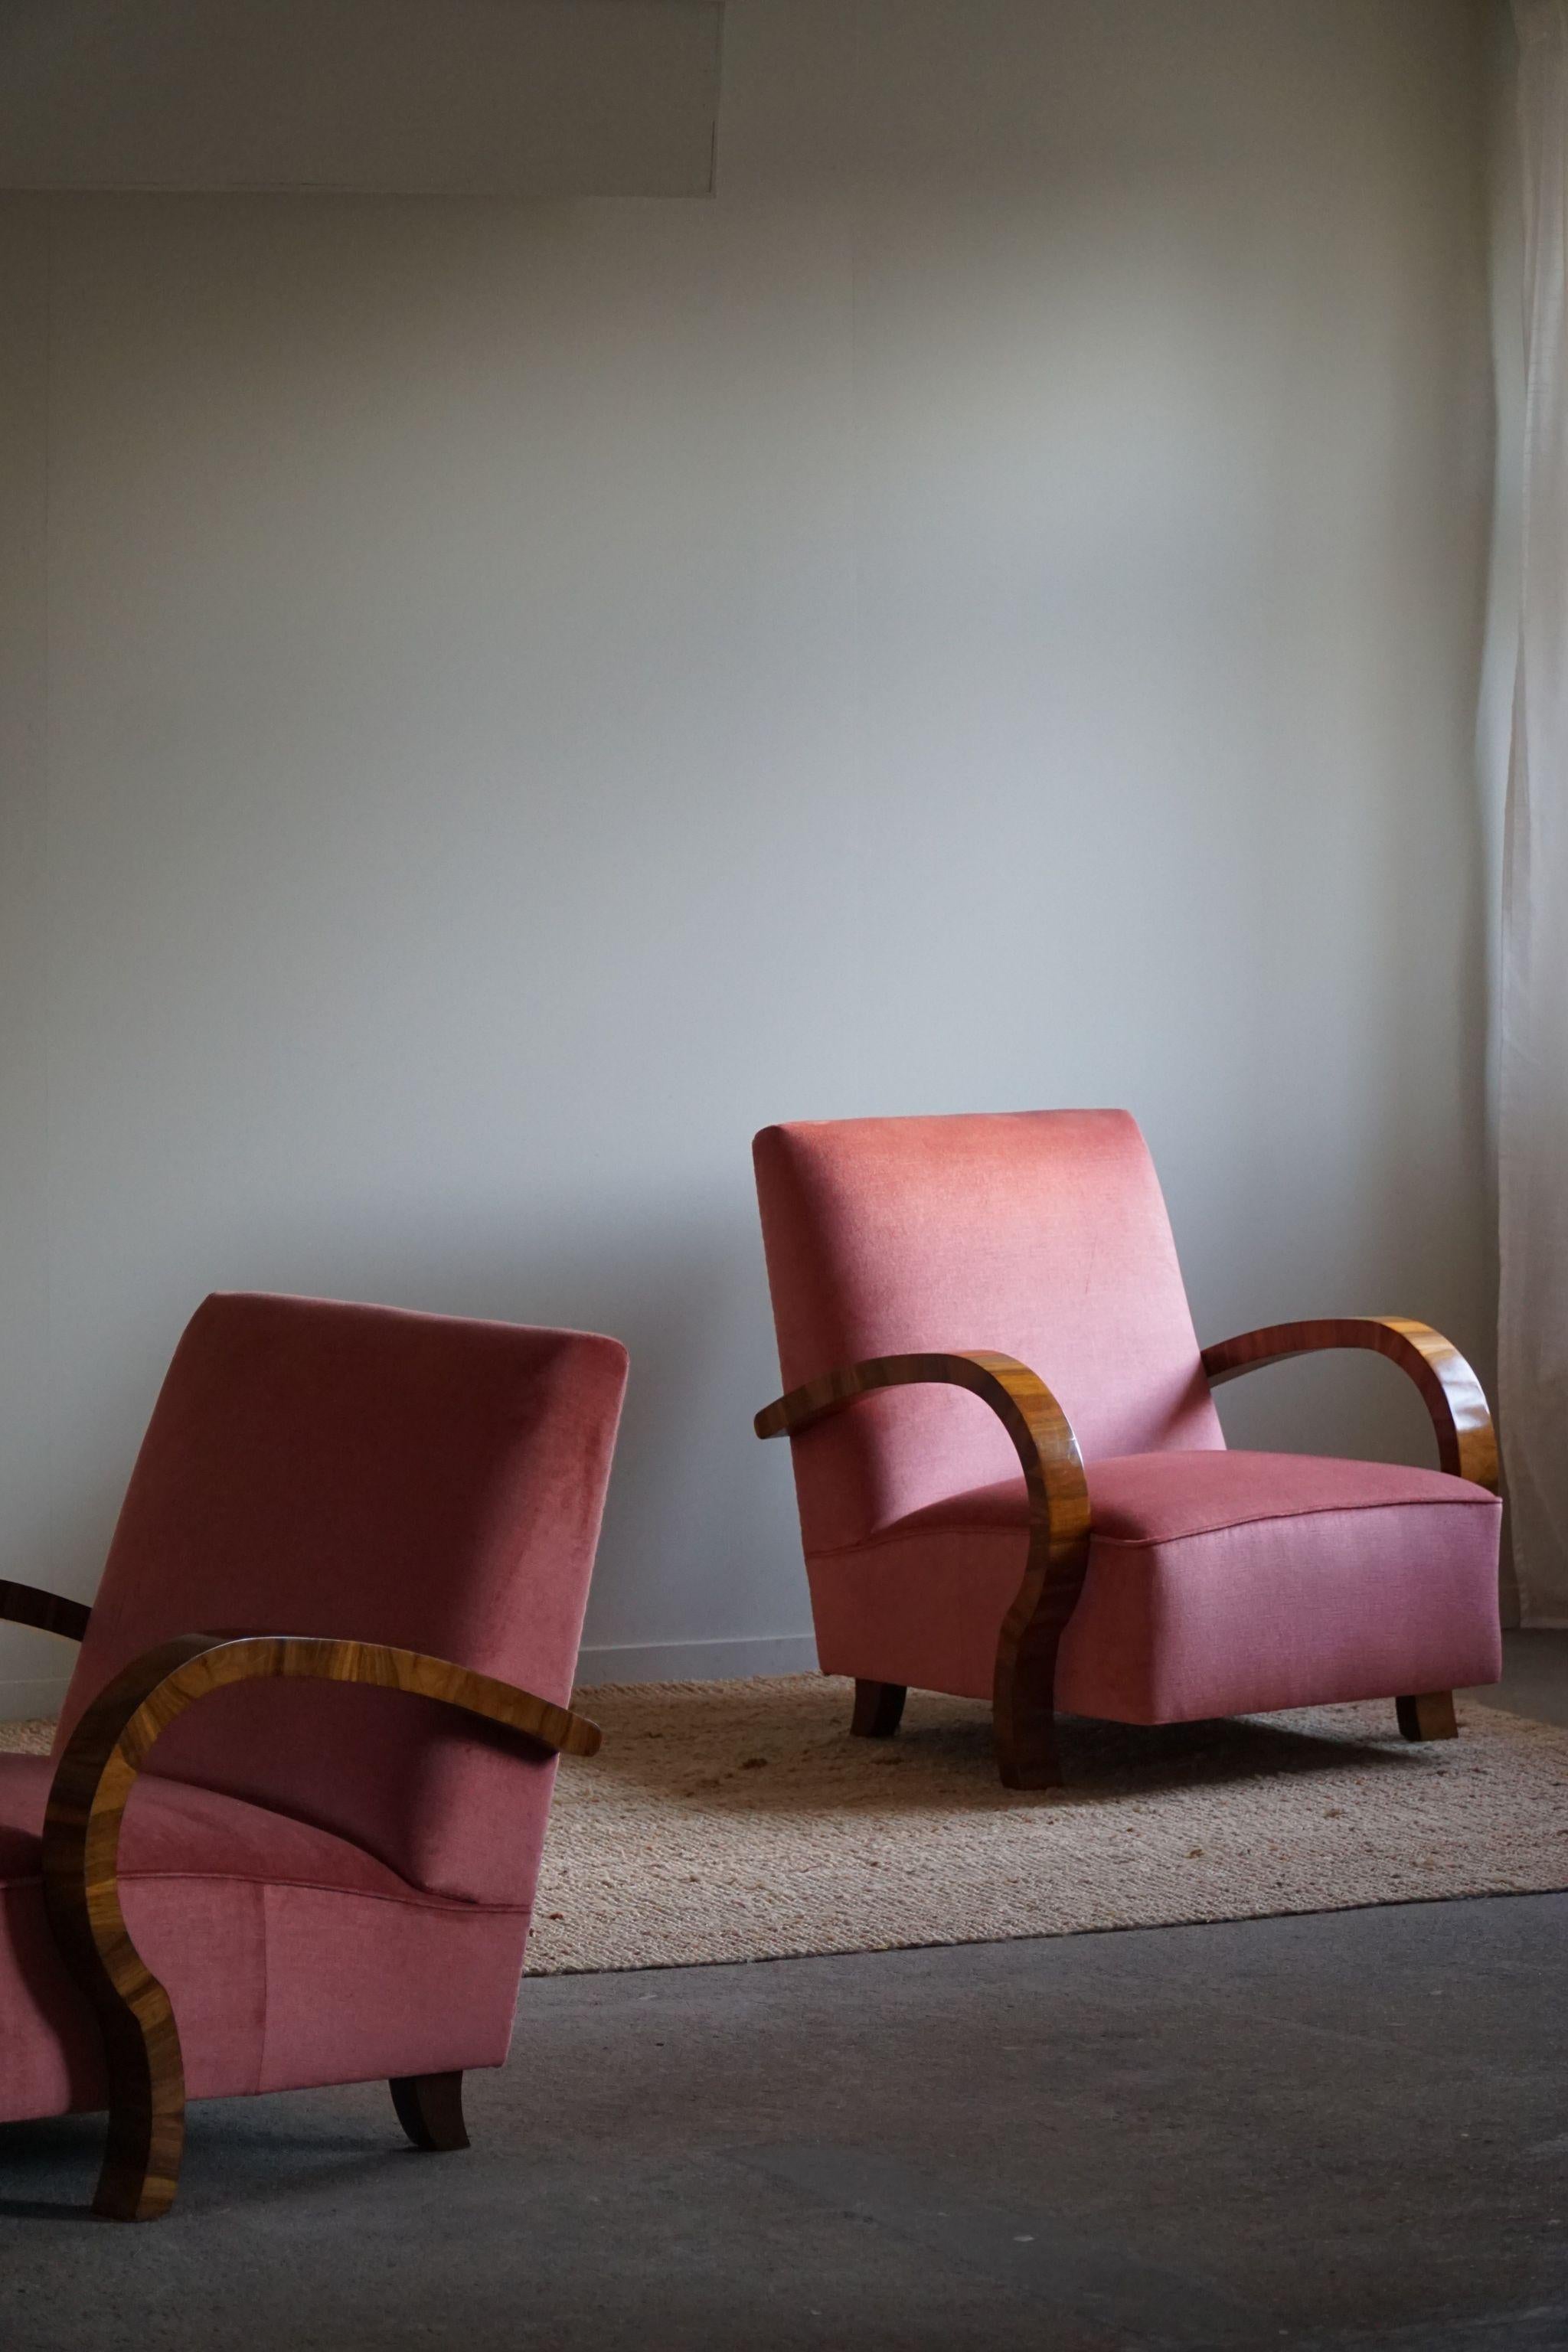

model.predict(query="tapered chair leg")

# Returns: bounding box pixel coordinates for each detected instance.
[991,1609,1070,1795]
[93,2017,187,2221]
[390,2071,470,2152]
[1397,1690,1458,1743]
[851,1680,906,1739]
[992,1660,1063,1792]
[992,1711,1063,1792]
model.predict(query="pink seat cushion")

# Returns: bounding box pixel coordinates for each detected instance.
[803,1450,1503,1723]
[0,1756,529,2125]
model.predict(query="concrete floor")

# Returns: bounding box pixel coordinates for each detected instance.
[1471,1626,1568,1731]
[1,1635,1564,2351]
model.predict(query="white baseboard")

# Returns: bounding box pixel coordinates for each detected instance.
[0,1674,71,1723]
[576,1633,819,1687]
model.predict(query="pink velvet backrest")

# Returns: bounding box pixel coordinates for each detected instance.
[754,1111,1222,1552]
[58,1295,628,1906]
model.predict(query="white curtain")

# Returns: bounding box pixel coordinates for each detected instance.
[1504,2,1568,1622]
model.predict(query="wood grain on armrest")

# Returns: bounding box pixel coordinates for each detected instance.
[1200,1316,1498,1491]
[0,1579,90,1644]
[43,1633,599,2221]
[756,1351,1091,1788]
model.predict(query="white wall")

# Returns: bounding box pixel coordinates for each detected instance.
[0,0,1495,1713]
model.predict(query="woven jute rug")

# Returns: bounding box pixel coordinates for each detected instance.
[525,1675,1568,1973]
[6,1679,1563,1975]
[0,1721,51,1756]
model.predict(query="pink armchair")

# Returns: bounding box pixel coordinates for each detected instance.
[0,1292,627,2220]
[753,1111,1502,1789]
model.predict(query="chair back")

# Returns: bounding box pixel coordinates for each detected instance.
[58,1294,627,1904]
[754,1110,1220,1550]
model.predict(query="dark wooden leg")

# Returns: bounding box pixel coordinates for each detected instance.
[992,1609,1067,1792]
[91,2007,186,2222]
[390,2071,469,2153]
[991,1664,1062,1788]
[1397,1690,1458,1743]
[988,1508,1090,1792]
[851,1680,906,1739]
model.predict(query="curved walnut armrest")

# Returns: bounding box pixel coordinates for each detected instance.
[41,1634,600,2222]
[1200,1317,1498,1492]
[756,1352,1091,1788]
[0,1579,90,1643]
[756,1351,1089,1557]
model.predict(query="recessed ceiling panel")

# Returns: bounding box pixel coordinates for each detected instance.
[0,0,721,194]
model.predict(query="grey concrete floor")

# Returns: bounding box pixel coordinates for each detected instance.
[1,1638,1565,2352]
[1471,1626,1568,1730]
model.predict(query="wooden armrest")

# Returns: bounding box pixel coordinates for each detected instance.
[756,1352,1091,1791]
[0,1579,90,1644]
[1200,1316,1498,1492]
[41,1633,599,2221]
[755,1348,1090,1562]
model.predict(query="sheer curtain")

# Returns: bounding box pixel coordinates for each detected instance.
[1504,2,1568,1621]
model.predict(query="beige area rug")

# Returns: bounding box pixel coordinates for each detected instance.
[5,1680,1564,1975]
[0,1720,51,1756]
[525,1675,1568,1973]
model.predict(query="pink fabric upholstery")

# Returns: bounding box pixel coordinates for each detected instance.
[0,1756,422,1899]
[755,1112,1221,1552]
[5,1292,626,2127]
[0,1759,527,2123]
[804,1451,1502,1721]
[756,1110,1503,1725]
[60,1294,628,1904]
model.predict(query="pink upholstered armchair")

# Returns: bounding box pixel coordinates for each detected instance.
[0,1293,627,2220]
[753,1112,1502,1789]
